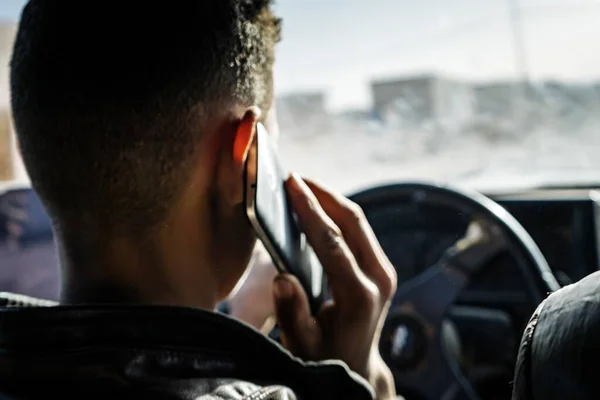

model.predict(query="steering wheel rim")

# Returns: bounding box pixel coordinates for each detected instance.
[348,181,560,400]
[349,181,560,297]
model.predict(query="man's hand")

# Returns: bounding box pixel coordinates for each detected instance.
[273,174,397,400]
[228,243,278,333]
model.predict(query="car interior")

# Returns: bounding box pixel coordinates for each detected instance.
[2,180,600,399]
[2,1,600,399]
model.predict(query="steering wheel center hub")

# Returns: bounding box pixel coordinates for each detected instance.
[381,314,428,371]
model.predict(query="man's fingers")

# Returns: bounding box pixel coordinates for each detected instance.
[304,179,397,300]
[273,274,320,357]
[285,174,376,308]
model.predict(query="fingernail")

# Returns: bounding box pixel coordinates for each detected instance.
[273,276,293,299]
[286,173,304,196]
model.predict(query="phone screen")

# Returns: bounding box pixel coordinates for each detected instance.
[245,123,327,314]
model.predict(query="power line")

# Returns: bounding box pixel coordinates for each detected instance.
[508,0,530,129]
[509,0,530,83]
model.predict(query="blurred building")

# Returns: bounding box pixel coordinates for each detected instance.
[474,80,600,132]
[473,82,521,119]
[548,81,600,111]
[276,91,329,135]
[336,109,373,121]
[371,75,474,129]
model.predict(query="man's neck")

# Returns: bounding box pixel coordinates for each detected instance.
[57,231,220,310]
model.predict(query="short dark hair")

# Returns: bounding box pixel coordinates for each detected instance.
[10,0,281,232]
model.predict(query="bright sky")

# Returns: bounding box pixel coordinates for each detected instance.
[273,0,600,110]
[3,0,600,110]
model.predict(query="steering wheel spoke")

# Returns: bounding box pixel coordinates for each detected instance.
[392,264,469,323]
[380,219,509,399]
[380,264,470,399]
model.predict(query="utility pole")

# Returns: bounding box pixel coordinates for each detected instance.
[508,0,530,132]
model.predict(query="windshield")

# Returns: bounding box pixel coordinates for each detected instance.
[1,1,600,194]
[273,0,600,193]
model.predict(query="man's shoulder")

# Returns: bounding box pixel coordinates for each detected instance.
[533,270,600,354]
[0,295,374,400]
[539,270,600,328]
[519,271,600,399]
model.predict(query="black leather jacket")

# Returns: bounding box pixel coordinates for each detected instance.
[0,293,374,400]
[513,271,600,400]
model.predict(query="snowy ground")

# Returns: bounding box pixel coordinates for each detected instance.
[278,117,600,195]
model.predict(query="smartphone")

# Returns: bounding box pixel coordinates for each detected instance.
[245,123,327,315]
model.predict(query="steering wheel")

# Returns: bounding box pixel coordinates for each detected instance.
[348,181,560,400]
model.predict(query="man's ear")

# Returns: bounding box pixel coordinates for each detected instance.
[220,106,261,207]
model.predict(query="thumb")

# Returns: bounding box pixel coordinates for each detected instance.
[273,274,321,358]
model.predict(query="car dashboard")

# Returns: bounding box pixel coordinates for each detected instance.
[492,189,600,285]
[365,187,600,296]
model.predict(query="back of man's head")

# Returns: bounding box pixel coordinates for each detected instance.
[11,0,280,232]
